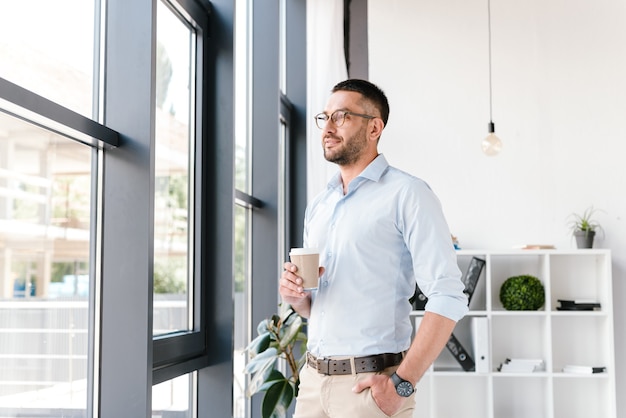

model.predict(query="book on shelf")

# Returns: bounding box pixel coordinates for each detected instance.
[563,365,606,374]
[498,358,545,373]
[557,299,601,311]
[515,244,556,250]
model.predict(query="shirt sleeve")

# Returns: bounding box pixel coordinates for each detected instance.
[401,180,468,322]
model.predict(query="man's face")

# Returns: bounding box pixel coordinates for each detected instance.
[320,91,372,166]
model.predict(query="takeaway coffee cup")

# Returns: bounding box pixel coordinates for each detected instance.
[289,248,320,290]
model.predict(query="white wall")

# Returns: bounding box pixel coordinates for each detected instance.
[368,0,626,414]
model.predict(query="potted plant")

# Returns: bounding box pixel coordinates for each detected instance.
[567,206,603,249]
[244,304,307,418]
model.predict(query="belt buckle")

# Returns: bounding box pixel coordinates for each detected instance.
[316,357,330,374]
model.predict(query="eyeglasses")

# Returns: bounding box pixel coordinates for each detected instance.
[314,110,375,129]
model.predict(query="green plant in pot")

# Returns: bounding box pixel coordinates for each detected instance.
[567,206,603,249]
[244,303,307,418]
[500,275,545,310]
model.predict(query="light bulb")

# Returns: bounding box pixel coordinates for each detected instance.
[482,133,502,156]
[482,121,502,156]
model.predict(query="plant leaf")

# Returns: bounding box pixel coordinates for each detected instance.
[261,380,294,418]
[258,369,287,392]
[246,332,271,356]
[279,315,302,349]
[248,366,275,397]
[257,318,270,335]
[279,303,294,322]
[296,350,307,370]
[245,347,278,376]
[246,351,279,396]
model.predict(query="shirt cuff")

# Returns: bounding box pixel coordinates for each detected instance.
[425,294,469,322]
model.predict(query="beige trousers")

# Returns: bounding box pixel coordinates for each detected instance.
[293,363,416,418]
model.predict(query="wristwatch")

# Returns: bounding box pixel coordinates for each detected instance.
[390,371,414,397]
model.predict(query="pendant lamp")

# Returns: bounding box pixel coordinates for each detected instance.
[481,0,502,156]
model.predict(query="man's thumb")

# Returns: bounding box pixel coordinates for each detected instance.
[352,376,372,394]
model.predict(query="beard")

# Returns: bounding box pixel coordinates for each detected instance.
[323,125,368,165]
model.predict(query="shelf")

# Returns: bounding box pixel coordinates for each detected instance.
[413,249,615,418]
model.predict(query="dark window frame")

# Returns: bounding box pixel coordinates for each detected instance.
[0,77,119,148]
[152,0,213,385]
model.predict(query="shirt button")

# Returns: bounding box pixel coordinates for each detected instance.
[323,281,329,287]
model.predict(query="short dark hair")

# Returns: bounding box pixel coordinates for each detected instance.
[331,79,390,126]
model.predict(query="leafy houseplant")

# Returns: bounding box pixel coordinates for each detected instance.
[567,206,603,249]
[500,275,545,311]
[245,304,307,418]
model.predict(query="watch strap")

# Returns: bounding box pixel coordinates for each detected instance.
[390,371,403,386]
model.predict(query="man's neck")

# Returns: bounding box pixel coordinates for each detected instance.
[338,153,379,194]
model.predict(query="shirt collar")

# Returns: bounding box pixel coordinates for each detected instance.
[327,154,389,190]
[359,153,389,182]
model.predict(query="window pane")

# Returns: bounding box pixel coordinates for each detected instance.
[0,111,93,416]
[278,118,288,261]
[233,2,251,416]
[234,0,249,193]
[279,0,287,94]
[154,0,195,336]
[152,372,195,418]
[233,204,249,418]
[0,0,96,118]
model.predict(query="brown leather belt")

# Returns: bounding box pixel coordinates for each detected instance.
[306,351,405,375]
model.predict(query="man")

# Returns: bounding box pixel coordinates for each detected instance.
[279,79,468,417]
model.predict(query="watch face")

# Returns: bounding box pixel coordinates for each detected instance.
[396,381,414,397]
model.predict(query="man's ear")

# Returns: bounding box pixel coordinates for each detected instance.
[369,118,385,141]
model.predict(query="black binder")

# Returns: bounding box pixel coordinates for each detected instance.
[412,256,485,309]
[446,333,475,371]
[462,257,485,305]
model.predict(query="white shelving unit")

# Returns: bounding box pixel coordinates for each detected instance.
[411,249,616,418]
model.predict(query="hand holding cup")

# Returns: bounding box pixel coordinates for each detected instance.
[289,248,320,290]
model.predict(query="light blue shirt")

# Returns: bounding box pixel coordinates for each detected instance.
[304,154,468,357]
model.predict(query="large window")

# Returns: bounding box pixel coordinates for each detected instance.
[153,0,195,337]
[0,1,104,416]
[0,0,306,416]
[1,0,217,416]
[233,2,253,416]
[0,111,96,417]
[234,1,307,417]
[151,0,210,386]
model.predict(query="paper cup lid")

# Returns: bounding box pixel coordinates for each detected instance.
[289,248,319,255]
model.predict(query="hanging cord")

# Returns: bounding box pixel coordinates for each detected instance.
[487,0,494,123]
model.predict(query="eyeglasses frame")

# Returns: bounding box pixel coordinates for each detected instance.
[314,110,376,129]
